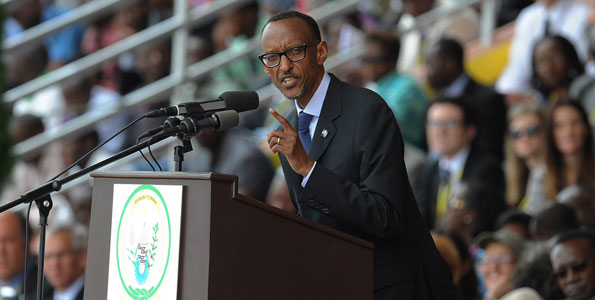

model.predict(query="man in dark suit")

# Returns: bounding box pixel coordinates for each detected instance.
[425,38,507,162]
[261,11,460,299]
[414,97,504,230]
[44,224,87,300]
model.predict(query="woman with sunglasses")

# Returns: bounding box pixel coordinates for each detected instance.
[545,100,595,201]
[505,102,549,215]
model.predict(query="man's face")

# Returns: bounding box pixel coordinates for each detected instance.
[426,103,475,158]
[551,239,595,300]
[44,231,86,292]
[0,213,26,283]
[260,17,327,105]
[425,49,454,89]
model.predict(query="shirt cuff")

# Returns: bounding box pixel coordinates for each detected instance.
[301,161,317,187]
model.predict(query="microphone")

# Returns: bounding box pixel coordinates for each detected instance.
[138,116,181,140]
[146,91,259,118]
[161,110,239,136]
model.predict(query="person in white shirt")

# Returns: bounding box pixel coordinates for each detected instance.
[496,0,589,103]
[44,224,88,300]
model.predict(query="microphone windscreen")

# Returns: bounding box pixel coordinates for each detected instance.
[214,110,239,131]
[220,91,259,113]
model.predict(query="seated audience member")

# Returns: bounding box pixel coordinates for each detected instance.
[425,39,507,161]
[0,211,47,299]
[397,0,479,73]
[185,129,275,202]
[360,30,429,150]
[504,103,549,215]
[61,77,127,153]
[556,185,595,229]
[500,242,565,300]
[414,97,504,230]
[476,229,527,300]
[1,115,47,205]
[442,180,507,246]
[545,100,594,201]
[44,224,87,300]
[495,209,533,239]
[530,203,580,241]
[531,35,585,104]
[550,229,595,300]
[496,0,589,101]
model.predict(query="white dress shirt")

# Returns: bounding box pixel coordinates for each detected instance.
[294,73,331,187]
[496,0,589,94]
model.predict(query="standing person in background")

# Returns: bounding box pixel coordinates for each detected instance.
[360,30,429,150]
[504,103,549,215]
[496,0,589,105]
[261,10,459,300]
[544,100,594,201]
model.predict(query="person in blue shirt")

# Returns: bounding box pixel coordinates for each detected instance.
[360,30,429,150]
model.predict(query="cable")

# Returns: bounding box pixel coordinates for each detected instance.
[147,134,163,171]
[135,135,156,171]
[49,114,148,181]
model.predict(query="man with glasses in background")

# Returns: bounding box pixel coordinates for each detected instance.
[550,229,595,300]
[260,10,459,300]
[414,97,504,230]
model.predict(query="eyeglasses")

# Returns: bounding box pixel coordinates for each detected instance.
[427,119,462,129]
[480,256,516,266]
[258,41,320,68]
[554,262,588,280]
[509,124,541,139]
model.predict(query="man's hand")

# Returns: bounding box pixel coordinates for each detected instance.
[267,108,314,177]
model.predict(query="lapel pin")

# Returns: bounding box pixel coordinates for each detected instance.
[321,129,328,138]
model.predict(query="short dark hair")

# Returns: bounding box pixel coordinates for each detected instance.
[433,38,464,71]
[427,96,477,127]
[551,228,595,251]
[262,10,321,42]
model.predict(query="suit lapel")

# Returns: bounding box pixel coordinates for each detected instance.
[309,74,342,161]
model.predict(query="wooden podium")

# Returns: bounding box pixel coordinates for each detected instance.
[84,171,373,300]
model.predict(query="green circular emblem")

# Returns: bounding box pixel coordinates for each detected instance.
[116,185,172,300]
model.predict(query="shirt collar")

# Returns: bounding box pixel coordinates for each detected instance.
[438,146,470,174]
[294,73,331,118]
[53,275,84,300]
[441,74,469,97]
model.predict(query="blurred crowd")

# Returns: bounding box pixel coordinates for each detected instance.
[1,0,595,299]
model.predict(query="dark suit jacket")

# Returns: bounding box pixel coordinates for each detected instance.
[413,148,505,230]
[279,74,460,300]
[461,78,507,162]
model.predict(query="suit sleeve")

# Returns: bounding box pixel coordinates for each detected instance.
[298,100,408,240]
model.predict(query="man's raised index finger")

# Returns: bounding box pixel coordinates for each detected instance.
[269,108,294,131]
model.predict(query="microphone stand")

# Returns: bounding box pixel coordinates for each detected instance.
[0,132,173,300]
[173,135,193,172]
